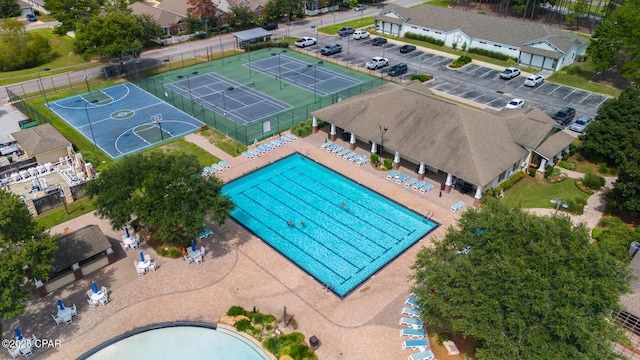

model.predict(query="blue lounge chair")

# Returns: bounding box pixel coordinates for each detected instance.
[413,180,426,191]
[401,307,420,318]
[326,144,338,152]
[275,138,287,146]
[405,178,418,188]
[242,151,253,159]
[270,140,281,148]
[399,317,424,329]
[396,174,409,184]
[285,133,297,141]
[196,229,213,241]
[402,339,429,351]
[212,163,224,172]
[387,170,400,180]
[408,350,434,360]
[356,156,369,166]
[248,149,260,157]
[337,148,349,157]
[451,201,465,212]
[263,142,275,150]
[204,166,215,174]
[219,161,231,169]
[343,152,356,160]
[419,183,434,193]
[321,140,333,149]
[332,145,344,154]
[405,297,419,308]
[400,328,425,339]
[349,154,361,163]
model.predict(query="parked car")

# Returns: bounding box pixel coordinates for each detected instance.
[320,44,342,56]
[338,27,355,37]
[353,31,370,40]
[552,107,576,126]
[366,56,389,70]
[354,5,367,11]
[295,37,317,48]
[569,115,592,133]
[372,37,387,46]
[261,22,278,30]
[524,74,544,87]
[504,98,524,109]
[399,44,416,53]
[26,14,37,22]
[500,67,521,79]
[388,63,408,77]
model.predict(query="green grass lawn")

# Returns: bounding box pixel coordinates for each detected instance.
[505,176,589,209]
[156,138,220,167]
[319,17,375,34]
[35,197,96,229]
[547,61,622,98]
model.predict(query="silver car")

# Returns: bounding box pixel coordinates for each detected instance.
[569,115,592,133]
[524,74,544,87]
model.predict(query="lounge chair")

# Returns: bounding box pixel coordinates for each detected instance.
[242,151,253,159]
[326,144,338,152]
[349,154,361,163]
[451,201,465,212]
[321,140,333,149]
[286,134,297,141]
[212,163,224,172]
[405,297,419,308]
[399,317,424,329]
[248,149,260,157]
[337,148,349,157]
[413,180,425,190]
[405,178,418,188]
[276,137,287,145]
[402,339,429,351]
[204,166,215,175]
[387,170,400,180]
[396,174,409,184]
[419,183,434,193]
[270,140,281,148]
[343,152,356,160]
[332,146,344,154]
[401,307,420,318]
[219,161,231,168]
[408,350,435,360]
[356,156,369,166]
[400,328,425,339]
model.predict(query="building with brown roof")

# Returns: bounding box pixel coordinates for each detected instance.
[311,81,573,204]
[10,123,71,165]
[130,2,186,35]
[375,5,588,71]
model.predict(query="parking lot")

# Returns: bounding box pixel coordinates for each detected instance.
[302,32,611,123]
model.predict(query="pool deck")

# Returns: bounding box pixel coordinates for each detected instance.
[6,131,476,360]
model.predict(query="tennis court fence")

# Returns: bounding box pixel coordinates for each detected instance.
[133,75,384,145]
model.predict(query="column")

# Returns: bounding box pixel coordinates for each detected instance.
[35,279,47,298]
[539,158,547,172]
[349,132,356,150]
[418,162,425,180]
[392,151,401,170]
[474,185,483,206]
[330,124,337,142]
[312,116,318,134]
[371,141,378,154]
[72,263,83,280]
[444,173,453,193]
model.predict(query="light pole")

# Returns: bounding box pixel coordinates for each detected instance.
[222,87,234,135]
[57,184,69,214]
[378,124,388,156]
[270,50,287,90]
[307,61,323,102]
[37,68,50,107]
[177,71,198,114]
[84,99,99,150]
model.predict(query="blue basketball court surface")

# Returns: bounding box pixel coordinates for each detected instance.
[49,83,204,159]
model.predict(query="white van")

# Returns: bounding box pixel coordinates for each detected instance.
[353,31,370,40]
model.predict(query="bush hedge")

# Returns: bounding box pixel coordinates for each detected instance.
[449,55,472,68]
[243,42,289,51]
[371,153,379,164]
[583,172,605,190]
[383,158,392,169]
[290,118,325,137]
[410,74,433,82]
[493,171,525,194]
[558,160,576,170]
[404,32,445,46]
[467,47,517,62]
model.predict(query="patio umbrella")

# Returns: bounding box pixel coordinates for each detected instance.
[191,240,196,252]
[92,281,99,293]
[14,327,23,340]
[139,251,145,262]
[125,227,130,238]
[57,299,65,310]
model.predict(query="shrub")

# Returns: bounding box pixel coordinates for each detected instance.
[404,32,445,46]
[467,47,517,62]
[449,55,472,68]
[251,312,267,324]
[383,158,392,169]
[565,196,587,215]
[529,168,536,177]
[290,119,314,137]
[281,342,316,360]
[583,172,605,190]
[597,163,609,174]
[243,42,289,51]
[574,179,594,195]
[155,246,182,258]
[262,337,283,355]
[227,306,246,316]
[494,171,524,194]
[410,74,433,82]
[598,216,624,228]
[371,153,379,164]
[592,228,602,239]
[558,160,575,170]
[545,166,555,178]
[235,318,254,332]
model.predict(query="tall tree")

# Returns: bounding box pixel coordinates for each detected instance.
[610,0,640,80]
[228,5,257,30]
[86,152,235,246]
[74,12,144,59]
[586,20,622,76]
[0,0,20,19]
[134,13,163,46]
[45,0,101,32]
[604,156,640,215]
[187,0,218,21]
[411,199,630,360]
[0,19,52,71]
[0,190,57,336]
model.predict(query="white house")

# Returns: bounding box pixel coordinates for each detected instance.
[375,5,589,71]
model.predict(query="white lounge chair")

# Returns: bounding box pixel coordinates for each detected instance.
[285,134,297,141]
[419,183,434,193]
[396,174,409,184]
[242,151,253,159]
[402,307,420,318]
[402,339,429,351]
[356,156,369,166]
[343,151,356,160]
[337,148,349,157]
[349,154,362,163]
[400,328,425,339]
[320,140,332,149]
[405,178,418,188]
[408,350,434,360]
[405,297,419,308]
[399,317,424,329]
[387,170,400,180]
[212,163,224,172]
[326,144,338,152]
[413,180,426,190]
[332,145,344,154]
[451,201,465,212]
[219,161,231,168]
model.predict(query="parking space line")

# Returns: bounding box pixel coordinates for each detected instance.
[478,69,495,78]
[578,93,592,104]
[471,94,485,101]
[596,97,610,108]
[546,86,560,95]
[562,89,576,99]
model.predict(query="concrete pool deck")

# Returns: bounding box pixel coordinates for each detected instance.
[6,130,476,360]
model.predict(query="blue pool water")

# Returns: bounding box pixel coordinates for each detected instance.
[223,153,438,297]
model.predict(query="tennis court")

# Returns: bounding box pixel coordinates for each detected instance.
[164,73,291,125]
[248,55,362,96]
[49,83,204,159]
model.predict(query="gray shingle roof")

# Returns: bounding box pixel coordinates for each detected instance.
[130,2,184,28]
[11,123,70,157]
[534,130,574,159]
[52,225,112,274]
[378,5,588,51]
[233,27,272,41]
[311,82,559,187]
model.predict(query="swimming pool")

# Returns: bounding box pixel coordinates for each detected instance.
[223,153,438,297]
[79,322,271,360]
